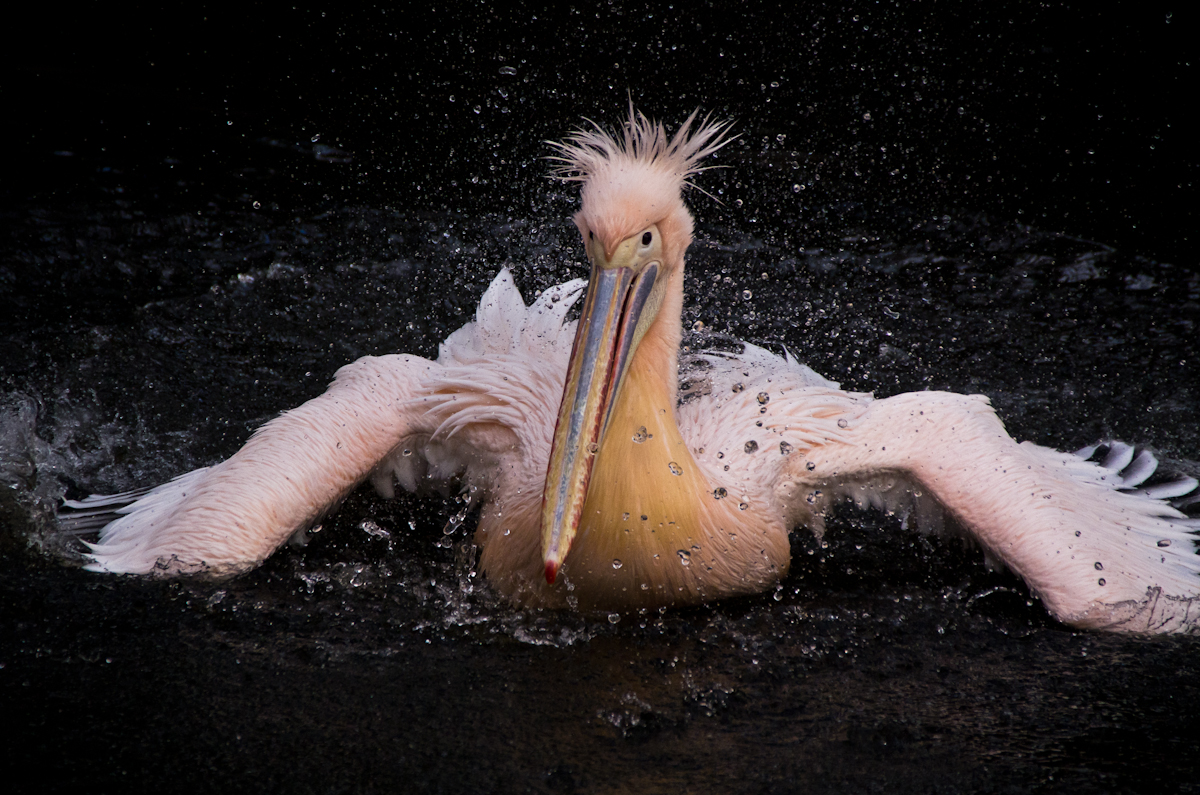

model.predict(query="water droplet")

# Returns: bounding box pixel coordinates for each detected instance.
[612,559,623,570]
[607,612,621,624]
[623,512,630,521]
[1098,578,1106,586]
[738,502,749,511]
[641,515,648,521]
[837,418,849,429]
[757,392,770,404]
[792,183,801,193]
[692,320,705,332]
[587,442,599,453]
[632,426,648,443]
[806,461,816,471]
[1094,561,1103,571]
[677,550,691,565]
[252,200,261,209]
[744,440,759,454]
[731,383,744,393]
[742,289,753,300]
[717,451,725,459]
[503,528,511,536]
[499,65,517,76]
[780,441,794,455]
[713,487,727,500]
[668,461,683,476]
[1158,539,1172,548]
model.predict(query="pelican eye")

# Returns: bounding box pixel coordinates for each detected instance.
[641,231,652,246]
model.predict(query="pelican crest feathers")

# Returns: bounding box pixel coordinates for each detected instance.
[547,106,733,260]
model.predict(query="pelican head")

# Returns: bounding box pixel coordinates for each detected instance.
[540,109,733,584]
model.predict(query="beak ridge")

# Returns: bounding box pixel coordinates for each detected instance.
[540,254,660,583]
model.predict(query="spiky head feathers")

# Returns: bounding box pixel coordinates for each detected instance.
[548,108,732,266]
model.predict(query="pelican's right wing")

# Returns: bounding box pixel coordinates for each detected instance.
[63,269,585,578]
[64,352,444,576]
[778,391,1200,633]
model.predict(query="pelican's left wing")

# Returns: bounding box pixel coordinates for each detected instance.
[779,390,1200,633]
[63,269,585,578]
[681,344,1200,633]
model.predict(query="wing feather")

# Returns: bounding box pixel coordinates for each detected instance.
[75,353,439,576]
[777,391,1200,633]
[68,268,583,578]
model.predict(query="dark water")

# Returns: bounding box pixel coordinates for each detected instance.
[3,3,1199,793]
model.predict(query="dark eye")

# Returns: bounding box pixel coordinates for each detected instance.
[641,231,652,246]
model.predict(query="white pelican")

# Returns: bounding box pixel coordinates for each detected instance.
[63,109,1200,633]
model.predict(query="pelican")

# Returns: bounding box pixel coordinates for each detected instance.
[63,108,1200,633]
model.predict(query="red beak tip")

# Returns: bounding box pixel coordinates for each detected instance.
[544,560,559,584]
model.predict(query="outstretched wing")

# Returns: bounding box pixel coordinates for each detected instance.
[63,352,443,576]
[775,390,1200,633]
[62,269,585,577]
[679,343,1199,633]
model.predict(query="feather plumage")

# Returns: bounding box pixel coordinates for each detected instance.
[61,107,1200,632]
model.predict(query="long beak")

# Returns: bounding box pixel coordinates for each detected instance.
[541,253,660,584]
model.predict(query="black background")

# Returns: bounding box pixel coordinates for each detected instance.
[5,1,1195,264]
